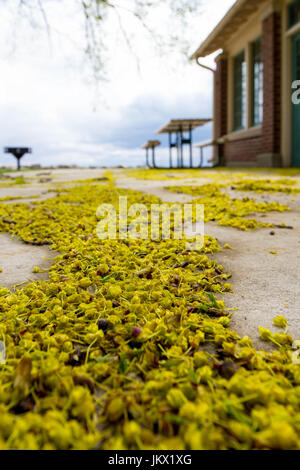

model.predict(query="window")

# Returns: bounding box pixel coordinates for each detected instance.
[252,38,263,126]
[233,51,246,130]
[288,0,300,29]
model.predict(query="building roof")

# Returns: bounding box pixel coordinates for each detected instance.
[157,119,211,134]
[190,0,264,59]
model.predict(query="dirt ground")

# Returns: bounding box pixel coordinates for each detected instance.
[0,167,299,349]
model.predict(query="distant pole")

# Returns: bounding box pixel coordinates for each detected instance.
[176,132,180,168]
[168,133,173,169]
[199,147,204,168]
[146,148,149,167]
[189,125,193,168]
[152,146,156,168]
[179,126,183,168]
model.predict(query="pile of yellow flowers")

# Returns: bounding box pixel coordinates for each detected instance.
[124,167,300,181]
[124,169,211,181]
[230,178,300,194]
[166,183,289,231]
[0,173,299,450]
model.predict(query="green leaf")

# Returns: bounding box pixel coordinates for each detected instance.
[161,359,183,368]
[119,355,129,374]
[225,402,252,427]
[165,413,186,425]
[188,368,198,384]
[100,272,116,283]
[207,293,219,308]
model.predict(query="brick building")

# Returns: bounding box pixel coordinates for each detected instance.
[191,0,300,167]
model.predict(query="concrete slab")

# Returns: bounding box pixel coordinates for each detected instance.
[0,169,299,349]
[114,173,300,349]
[0,168,108,203]
[0,233,57,290]
[207,213,300,349]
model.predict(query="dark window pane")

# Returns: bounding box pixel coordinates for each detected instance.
[288,0,300,29]
[296,38,300,81]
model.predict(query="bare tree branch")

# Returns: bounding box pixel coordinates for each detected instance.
[2,0,202,81]
[37,0,52,46]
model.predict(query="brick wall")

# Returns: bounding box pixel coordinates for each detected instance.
[214,11,282,166]
[215,55,228,139]
[262,11,281,155]
[224,136,263,163]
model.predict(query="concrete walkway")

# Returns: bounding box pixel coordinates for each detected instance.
[0,233,57,289]
[0,168,299,349]
[114,173,300,349]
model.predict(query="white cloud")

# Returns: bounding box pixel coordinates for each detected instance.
[0,0,235,168]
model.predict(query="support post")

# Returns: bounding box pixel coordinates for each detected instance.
[179,126,183,168]
[176,133,180,168]
[146,148,149,167]
[152,146,156,168]
[168,133,173,168]
[199,147,204,168]
[189,125,193,168]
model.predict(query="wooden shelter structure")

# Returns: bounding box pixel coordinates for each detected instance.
[156,119,211,168]
[142,140,161,168]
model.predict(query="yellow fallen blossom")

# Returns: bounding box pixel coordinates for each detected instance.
[165,182,289,231]
[0,171,298,450]
[273,316,288,328]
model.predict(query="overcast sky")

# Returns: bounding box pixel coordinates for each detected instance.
[0,0,235,168]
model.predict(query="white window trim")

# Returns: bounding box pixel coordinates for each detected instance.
[286,21,300,37]
[218,125,262,144]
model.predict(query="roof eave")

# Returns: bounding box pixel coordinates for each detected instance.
[189,0,249,60]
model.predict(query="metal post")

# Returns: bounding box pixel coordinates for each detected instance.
[168,133,172,169]
[152,146,156,168]
[180,126,183,168]
[146,148,149,168]
[176,132,180,168]
[189,125,193,168]
[17,157,21,171]
[199,147,203,168]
